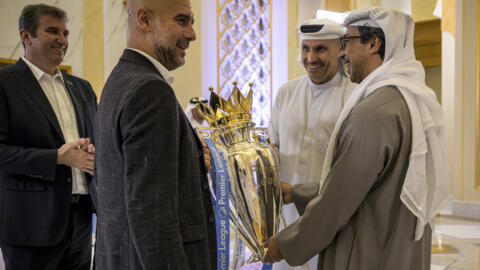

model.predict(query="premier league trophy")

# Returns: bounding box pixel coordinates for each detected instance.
[196,82,281,268]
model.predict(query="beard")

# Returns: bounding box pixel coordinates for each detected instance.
[151,19,190,71]
[153,39,189,71]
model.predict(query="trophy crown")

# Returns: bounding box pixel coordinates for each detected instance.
[197,82,254,127]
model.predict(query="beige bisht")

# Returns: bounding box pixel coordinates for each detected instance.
[276,7,450,270]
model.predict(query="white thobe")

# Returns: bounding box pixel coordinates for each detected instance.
[268,72,356,270]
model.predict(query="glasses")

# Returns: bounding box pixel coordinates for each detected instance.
[340,35,362,50]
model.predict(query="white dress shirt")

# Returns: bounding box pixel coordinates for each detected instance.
[22,56,88,195]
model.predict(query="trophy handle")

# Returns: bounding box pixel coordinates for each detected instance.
[195,127,214,139]
[196,127,223,146]
[252,127,270,143]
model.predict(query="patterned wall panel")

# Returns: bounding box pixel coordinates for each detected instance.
[217,0,272,127]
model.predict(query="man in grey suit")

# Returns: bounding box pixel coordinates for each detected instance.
[94,0,216,269]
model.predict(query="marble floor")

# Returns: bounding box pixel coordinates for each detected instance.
[0,215,478,270]
[240,215,480,270]
[431,215,480,270]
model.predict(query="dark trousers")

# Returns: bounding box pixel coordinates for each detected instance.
[1,195,93,270]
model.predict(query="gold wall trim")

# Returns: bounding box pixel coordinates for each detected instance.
[0,57,72,74]
[326,0,351,12]
[442,0,455,36]
[476,0,480,190]
[411,0,437,22]
[287,0,302,81]
[414,19,441,67]
[270,1,273,112]
[83,0,104,98]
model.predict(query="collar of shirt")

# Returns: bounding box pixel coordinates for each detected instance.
[127,48,175,85]
[308,71,342,91]
[21,56,64,84]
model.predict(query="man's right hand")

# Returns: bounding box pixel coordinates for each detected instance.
[57,138,95,175]
[281,182,293,204]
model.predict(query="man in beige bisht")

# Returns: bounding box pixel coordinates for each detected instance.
[262,7,450,270]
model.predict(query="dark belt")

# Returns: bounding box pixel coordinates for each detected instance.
[71,194,89,204]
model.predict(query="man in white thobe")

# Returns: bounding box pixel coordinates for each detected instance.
[268,18,356,270]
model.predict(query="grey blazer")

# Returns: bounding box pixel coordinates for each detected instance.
[94,49,216,270]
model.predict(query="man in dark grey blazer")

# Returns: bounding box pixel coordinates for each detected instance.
[94,0,216,269]
[0,4,97,270]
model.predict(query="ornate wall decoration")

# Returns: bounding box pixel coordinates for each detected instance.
[217,0,272,127]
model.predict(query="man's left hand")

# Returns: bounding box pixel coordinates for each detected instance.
[262,236,283,264]
[79,137,95,154]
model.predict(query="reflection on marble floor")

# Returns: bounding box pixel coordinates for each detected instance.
[240,215,480,270]
[431,215,480,270]
[1,215,479,270]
